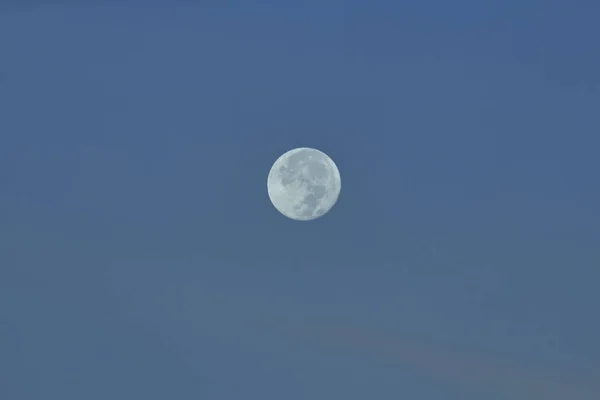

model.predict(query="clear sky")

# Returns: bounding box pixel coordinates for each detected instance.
[1,1,599,399]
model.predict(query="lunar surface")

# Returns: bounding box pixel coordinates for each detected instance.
[267,147,341,221]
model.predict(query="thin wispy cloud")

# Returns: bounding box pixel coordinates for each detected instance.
[274,317,599,400]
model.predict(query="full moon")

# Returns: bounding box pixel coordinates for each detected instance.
[267,147,341,221]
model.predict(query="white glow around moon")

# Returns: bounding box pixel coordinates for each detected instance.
[267,147,341,221]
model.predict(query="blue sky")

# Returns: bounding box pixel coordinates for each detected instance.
[1,1,599,399]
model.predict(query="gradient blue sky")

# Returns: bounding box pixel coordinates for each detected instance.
[1,1,599,399]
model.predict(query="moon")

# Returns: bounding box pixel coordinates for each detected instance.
[267,147,341,221]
